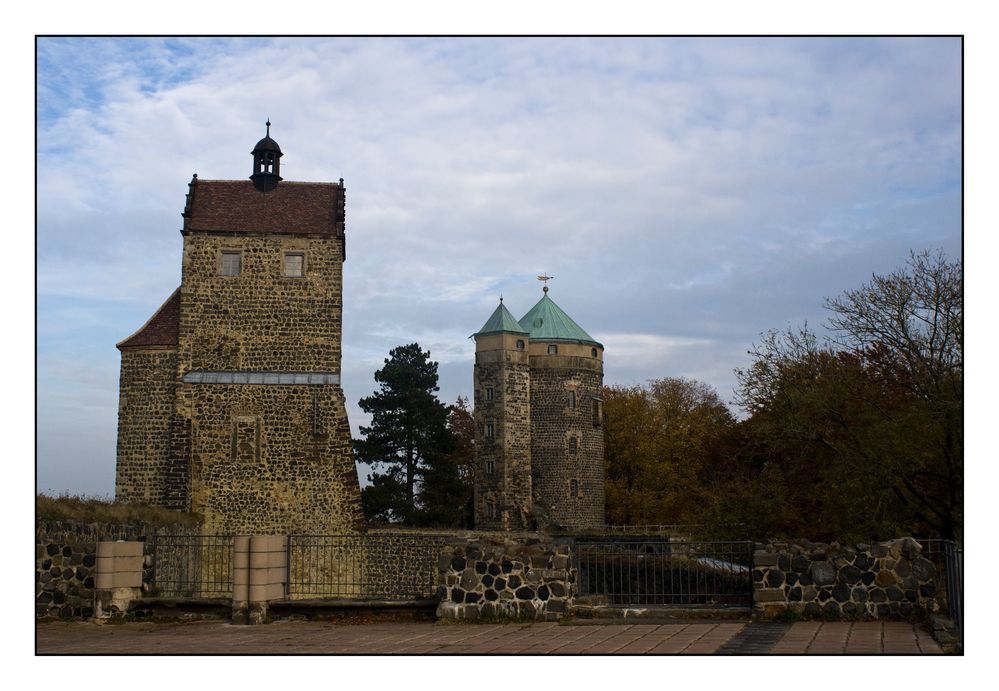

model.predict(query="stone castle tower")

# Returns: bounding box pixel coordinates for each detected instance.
[115,123,363,534]
[472,287,605,531]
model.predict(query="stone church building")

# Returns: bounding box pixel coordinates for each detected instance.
[472,289,605,531]
[115,124,363,534]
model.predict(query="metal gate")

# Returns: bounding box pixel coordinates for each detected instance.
[574,537,753,607]
[149,534,234,598]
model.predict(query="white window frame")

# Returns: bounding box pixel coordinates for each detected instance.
[220,250,241,277]
[283,251,306,277]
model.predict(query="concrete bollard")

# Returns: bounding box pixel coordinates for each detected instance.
[94,541,144,618]
[231,536,251,624]
[233,535,287,624]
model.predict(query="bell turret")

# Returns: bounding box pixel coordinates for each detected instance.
[250,119,283,192]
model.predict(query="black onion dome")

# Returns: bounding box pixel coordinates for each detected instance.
[252,135,282,154]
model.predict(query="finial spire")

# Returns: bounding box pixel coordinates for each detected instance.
[266,118,271,137]
[500,294,504,303]
[537,274,554,293]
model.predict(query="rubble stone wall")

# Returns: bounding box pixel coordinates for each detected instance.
[473,340,532,530]
[115,348,178,505]
[753,537,944,620]
[436,535,574,621]
[173,231,363,534]
[35,521,194,619]
[529,355,604,530]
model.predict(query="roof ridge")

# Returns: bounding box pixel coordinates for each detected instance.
[195,179,340,186]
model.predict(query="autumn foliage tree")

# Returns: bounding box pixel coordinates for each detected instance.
[733,250,962,541]
[604,250,962,544]
[604,378,735,525]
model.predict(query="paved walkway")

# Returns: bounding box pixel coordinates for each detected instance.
[36,620,943,654]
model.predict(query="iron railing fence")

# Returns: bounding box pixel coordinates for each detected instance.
[921,538,963,639]
[574,537,753,607]
[285,534,448,600]
[150,534,235,598]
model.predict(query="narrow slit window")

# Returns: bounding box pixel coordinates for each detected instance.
[570,478,579,497]
[569,437,578,454]
[485,460,495,475]
[568,390,576,409]
[593,399,603,427]
[485,387,494,401]
[485,422,494,439]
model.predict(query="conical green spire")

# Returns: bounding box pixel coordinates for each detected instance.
[519,291,601,346]
[474,299,529,337]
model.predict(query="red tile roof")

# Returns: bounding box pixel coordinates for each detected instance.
[184,179,343,235]
[117,288,181,349]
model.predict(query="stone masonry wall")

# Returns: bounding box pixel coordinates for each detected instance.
[363,534,452,599]
[187,383,363,535]
[437,535,574,621]
[753,537,944,620]
[36,521,195,619]
[529,355,604,530]
[115,348,178,504]
[173,230,363,534]
[178,233,345,372]
[474,345,532,530]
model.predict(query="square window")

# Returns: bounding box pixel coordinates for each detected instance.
[516,339,525,350]
[547,344,558,355]
[220,251,241,276]
[485,387,494,401]
[283,252,305,277]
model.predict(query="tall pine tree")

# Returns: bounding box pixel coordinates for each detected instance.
[418,397,475,527]
[355,343,452,524]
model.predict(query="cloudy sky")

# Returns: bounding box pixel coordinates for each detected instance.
[36,37,961,496]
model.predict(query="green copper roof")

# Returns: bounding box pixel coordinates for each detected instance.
[519,292,601,346]
[474,300,529,337]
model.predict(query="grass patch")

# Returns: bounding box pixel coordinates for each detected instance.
[36,493,200,527]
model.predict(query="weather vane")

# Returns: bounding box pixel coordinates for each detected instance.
[537,274,554,293]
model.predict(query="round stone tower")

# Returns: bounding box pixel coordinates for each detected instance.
[519,287,605,530]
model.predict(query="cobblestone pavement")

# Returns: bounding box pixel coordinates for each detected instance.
[36,620,944,655]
